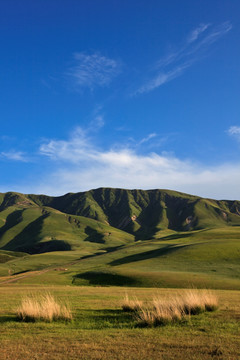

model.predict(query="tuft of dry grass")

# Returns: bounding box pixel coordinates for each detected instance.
[16,292,72,322]
[133,289,218,327]
[181,289,218,314]
[122,294,143,312]
[201,290,219,312]
[181,290,206,315]
[136,297,184,327]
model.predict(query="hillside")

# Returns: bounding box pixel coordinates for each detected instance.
[0,188,240,255]
[28,188,240,233]
[0,188,240,289]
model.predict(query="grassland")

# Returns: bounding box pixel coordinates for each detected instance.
[0,285,239,360]
[0,228,239,358]
[0,189,240,358]
[0,227,239,291]
[0,230,239,359]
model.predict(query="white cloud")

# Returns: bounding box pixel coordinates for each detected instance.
[37,127,240,200]
[187,23,210,43]
[228,126,240,140]
[198,22,232,47]
[88,115,105,131]
[135,22,232,94]
[40,129,92,163]
[138,133,157,145]
[67,52,120,90]
[136,63,190,94]
[0,151,28,162]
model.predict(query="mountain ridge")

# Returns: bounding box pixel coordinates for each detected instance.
[0,188,240,254]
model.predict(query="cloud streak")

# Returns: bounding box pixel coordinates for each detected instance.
[138,133,157,145]
[67,52,120,90]
[187,23,210,43]
[135,22,232,95]
[0,151,28,162]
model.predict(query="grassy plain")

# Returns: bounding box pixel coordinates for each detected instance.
[0,227,239,290]
[0,286,239,360]
[0,224,239,359]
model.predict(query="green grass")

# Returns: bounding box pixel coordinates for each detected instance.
[0,227,240,290]
[0,190,240,290]
[1,189,240,358]
[0,285,239,359]
[1,188,240,255]
[0,250,26,264]
[0,205,135,254]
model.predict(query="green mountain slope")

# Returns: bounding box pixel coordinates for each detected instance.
[0,188,240,256]
[0,192,134,254]
[29,188,240,234]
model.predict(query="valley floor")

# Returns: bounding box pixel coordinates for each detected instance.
[0,285,239,360]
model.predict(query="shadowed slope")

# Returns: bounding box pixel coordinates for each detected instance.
[28,188,240,235]
[0,188,240,255]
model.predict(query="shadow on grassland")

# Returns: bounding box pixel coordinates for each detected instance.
[109,244,189,266]
[0,315,18,324]
[72,270,140,286]
[79,309,134,329]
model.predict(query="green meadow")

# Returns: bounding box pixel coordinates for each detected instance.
[0,286,239,360]
[0,227,239,359]
[1,227,240,290]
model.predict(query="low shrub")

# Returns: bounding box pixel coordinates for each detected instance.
[17,293,72,322]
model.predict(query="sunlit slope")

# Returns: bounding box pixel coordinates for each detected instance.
[29,188,240,236]
[0,227,239,290]
[65,227,240,289]
[0,192,134,254]
[0,250,26,264]
[0,189,240,257]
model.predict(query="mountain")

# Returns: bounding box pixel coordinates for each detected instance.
[0,188,240,255]
[0,188,240,290]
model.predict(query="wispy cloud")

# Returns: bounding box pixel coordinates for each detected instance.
[88,115,105,131]
[0,151,28,162]
[135,21,232,95]
[187,23,210,43]
[67,52,120,90]
[40,128,92,163]
[137,63,190,94]
[138,133,157,145]
[37,126,240,200]
[228,126,240,135]
[228,125,240,141]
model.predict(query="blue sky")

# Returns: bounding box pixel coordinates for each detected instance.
[0,0,240,199]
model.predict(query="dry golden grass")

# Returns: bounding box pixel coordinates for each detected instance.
[122,294,143,312]
[16,292,72,322]
[0,286,239,360]
[136,298,184,326]
[181,289,218,314]
[200,289,219,312]
[133,289,218,326]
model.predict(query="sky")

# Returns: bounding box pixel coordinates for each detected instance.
[0,0,240,199]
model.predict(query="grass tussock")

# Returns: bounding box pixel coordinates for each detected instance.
[122,294,143,312]
[181,289,218,315]
[130,290,218,327]
[17,293,72,322]
[137,297,184,327]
